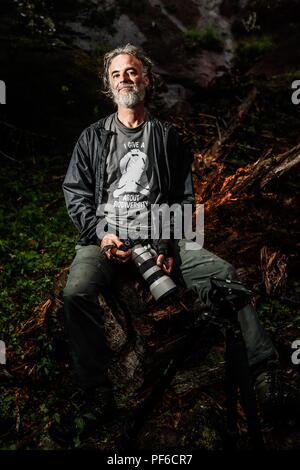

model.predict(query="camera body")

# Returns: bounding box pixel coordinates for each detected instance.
[121,239,177,302]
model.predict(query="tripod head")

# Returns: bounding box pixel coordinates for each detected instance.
[208,276,254,321]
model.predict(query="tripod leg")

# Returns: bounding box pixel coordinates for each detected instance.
[232,323,264,449]
[225,329,239,448]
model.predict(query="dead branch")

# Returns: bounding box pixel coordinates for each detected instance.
[0,149,19,162]
[260,143,300,190]
[200,140,300,211]
[16,420,53,450]
[17,299,52,335]
[260,246,288,295]
[231,141,300,195]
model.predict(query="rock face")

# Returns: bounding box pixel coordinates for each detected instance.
[55,0,251,109]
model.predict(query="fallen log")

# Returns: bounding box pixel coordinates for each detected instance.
[230,142,300,195]
[197,140,300,213]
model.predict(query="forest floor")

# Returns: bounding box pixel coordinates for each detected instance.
[1,0,300,452]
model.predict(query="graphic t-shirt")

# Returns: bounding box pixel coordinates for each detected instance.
[99,113,159,239]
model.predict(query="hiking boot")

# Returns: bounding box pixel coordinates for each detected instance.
[253,360,300,424]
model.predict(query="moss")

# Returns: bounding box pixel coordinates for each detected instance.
[257,300,300,335]
[233,35,274,71]
[271,71,300,83]
[201,425,218,449]
[184,25,224,52]
[0,155,77,365]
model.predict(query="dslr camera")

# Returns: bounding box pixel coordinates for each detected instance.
[121,239,177,302]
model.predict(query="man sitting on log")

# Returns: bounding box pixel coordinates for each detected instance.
[60,44,293,436]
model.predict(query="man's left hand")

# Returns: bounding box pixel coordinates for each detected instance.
[156,254,174,275]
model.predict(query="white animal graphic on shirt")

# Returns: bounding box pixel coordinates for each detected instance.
[113,149,150,198]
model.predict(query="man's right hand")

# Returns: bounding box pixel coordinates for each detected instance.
[100,234,132,263]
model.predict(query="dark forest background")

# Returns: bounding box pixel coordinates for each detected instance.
[0,0,300,451]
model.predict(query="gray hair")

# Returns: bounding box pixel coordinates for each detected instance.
[101,43,158,100]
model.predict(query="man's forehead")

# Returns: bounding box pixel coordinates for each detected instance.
[109,53,142,71]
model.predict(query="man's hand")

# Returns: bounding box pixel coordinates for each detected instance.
[100,234,132,263]
[153,239,174,275]
[156,254,174,275]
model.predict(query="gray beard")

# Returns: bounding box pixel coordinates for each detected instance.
[112,84,146,108]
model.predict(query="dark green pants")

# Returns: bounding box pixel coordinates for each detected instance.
[63,240,276,389]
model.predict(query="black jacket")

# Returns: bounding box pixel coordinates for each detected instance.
[63,114,195,245]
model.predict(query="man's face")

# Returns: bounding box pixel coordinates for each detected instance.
[109,53,149,108]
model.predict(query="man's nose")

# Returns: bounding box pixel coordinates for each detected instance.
[120,71,132,82]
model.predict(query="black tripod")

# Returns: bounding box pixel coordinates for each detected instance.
[208,277,264,449]
[119,276,264,450]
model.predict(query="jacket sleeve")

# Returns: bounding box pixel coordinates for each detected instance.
[168,127,195,208]
[156,126,195,248]
[62,130,99,245]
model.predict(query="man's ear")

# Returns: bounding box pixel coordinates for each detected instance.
[143,75,150,88]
